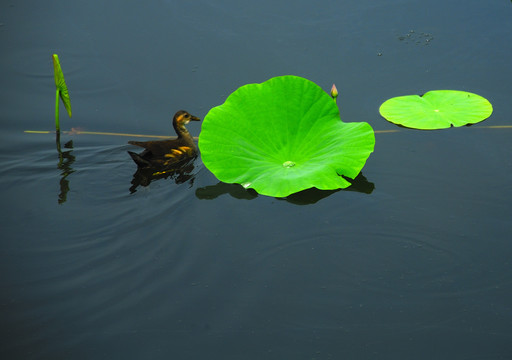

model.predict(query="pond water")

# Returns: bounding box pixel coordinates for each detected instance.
[1,1,512,359]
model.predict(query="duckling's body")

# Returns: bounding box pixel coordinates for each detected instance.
[128,110,200,168]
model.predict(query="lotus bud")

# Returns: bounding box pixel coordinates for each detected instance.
[330,83,338,102]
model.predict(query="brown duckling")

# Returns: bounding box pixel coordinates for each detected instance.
[128,110,200,168]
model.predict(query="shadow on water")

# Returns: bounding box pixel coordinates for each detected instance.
[195,182,259,200]
[55,133,75,204]
[195,172,374,205]
[129,156,197,193]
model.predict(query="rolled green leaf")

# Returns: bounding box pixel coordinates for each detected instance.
[52,54,72,132]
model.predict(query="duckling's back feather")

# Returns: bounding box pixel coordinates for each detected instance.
[128,138,194,157]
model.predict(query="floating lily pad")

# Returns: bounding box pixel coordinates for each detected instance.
[198,75,375,197]
[379,90,492,130]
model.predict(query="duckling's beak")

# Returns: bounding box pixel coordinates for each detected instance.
[190,115,201,121]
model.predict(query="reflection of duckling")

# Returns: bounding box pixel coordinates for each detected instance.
[128,110,200,168]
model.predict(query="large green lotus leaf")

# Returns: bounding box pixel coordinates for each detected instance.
[379,90,492,130]
[199,75,375,197]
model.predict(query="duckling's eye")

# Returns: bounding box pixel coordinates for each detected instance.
[184,114,190,118]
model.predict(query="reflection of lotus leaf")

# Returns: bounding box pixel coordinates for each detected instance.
[198,75,375,197]
[379,90,492,130]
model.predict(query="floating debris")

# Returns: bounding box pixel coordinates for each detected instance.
[398,30,433,46]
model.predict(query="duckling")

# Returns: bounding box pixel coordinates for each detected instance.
[128,110,200,168]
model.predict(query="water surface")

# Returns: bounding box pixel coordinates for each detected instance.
[1,1,511,359]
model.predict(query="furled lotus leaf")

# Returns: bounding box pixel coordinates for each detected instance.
[379,90,492,130]
[198,75,375,197]
[52,54,72,117]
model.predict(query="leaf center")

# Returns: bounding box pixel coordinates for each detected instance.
[282,161,296,168]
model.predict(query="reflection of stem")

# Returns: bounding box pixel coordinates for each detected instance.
[55,136,75,204]
[55,88,60,133]
[55,130,61,152]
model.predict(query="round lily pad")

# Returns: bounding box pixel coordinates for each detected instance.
[198,75,375,197]
[379,90,493,130]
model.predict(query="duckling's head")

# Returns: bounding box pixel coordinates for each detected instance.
[174,110,200,126]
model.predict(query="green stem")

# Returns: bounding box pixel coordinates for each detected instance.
[55,89,60,133]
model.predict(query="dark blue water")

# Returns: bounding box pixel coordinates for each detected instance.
[1,1,511,359]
